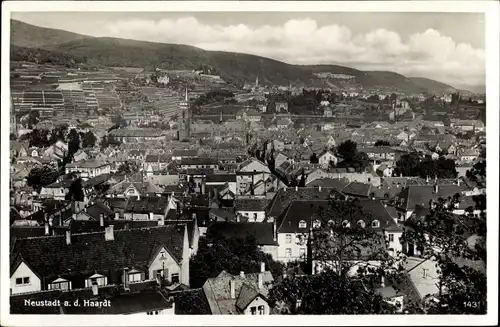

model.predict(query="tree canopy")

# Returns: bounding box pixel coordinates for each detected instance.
[268,198,404,314]
[401,194,486,314]
[117,161,140,175]
[81,131,97,148]
[26,165,60,192]
[336,141,370,172]
[394,152,457,178]
[189,234,285,289]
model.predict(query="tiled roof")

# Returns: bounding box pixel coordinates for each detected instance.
[202,271,273,314]
[65,160,109,169]
[341,181,372,197]
[172,149,199,157]
[205,174,237,183]
[234,198,270,212]
[68,219,159,234]
[145,154,171,162]
[277,199,401,234]
[209,208,236,222]
[85,202,114,220]
[306,178,350,189]
[11,225,186,279]
[235,283,260,311]
[125,196,169,214]
[207,222,277,246]
[403,184,467,210]
[267,187,334,219]
[181,157,219,166]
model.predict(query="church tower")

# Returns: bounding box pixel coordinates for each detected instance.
[179,85,191,140]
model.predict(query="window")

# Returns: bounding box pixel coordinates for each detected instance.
[49,278,71,290]
[342,220,350,228]
[253,213,258,221]
[86,274,107,287]
[298,220,307,228]
[171,273,180,284]
[327,220,335,227]
[15,277,30,286]
[299,248,306,259]
[128,272,143,283]
[313,220,321,229]
[285,248,292,258]
[250,306,257,315]
[357,220,366,228]
[258,305,265,315]
[372,220,380,228]
[388,234,394,242]
[285,234,292,243]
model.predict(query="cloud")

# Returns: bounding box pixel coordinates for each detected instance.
[100,17,485,88]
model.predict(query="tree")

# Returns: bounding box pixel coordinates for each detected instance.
[309,153,319,164]
[337,140,358,161]
[269,271,398,314]
[26,165,60,192]
[189,234,285,289]
[65,178,85,202]
[401,195,486,314]
[465,160,486,188]
[27,110,40,128]
[268,198,403,314]
[81,131,97,148]
[117,161,140,175]
[67,128,80,157]
[100,135,121,149]
[374,140,390,146]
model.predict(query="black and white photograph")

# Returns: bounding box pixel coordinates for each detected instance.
[1,1,498,326]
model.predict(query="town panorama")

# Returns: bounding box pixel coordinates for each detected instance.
[8,14,487,316]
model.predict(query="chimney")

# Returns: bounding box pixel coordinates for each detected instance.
[99,214,104,227]
[381,276,386,288]
[48,217,53,226]
[295,186,298,191]
[261,262,265,273]
[65,230,71,245]
[192,213,196,220]
[236,215,240,222]
[201,182,206,195]
[318,185,322,192]
[105,225,114,241]
[457,178,461,186]
[426,175,430,183]
[258,273,263,289]
[92,283,98,296]
[273,220,277,242]
[149,212,154,220]
[240,271,245,278]
[44,222,50,236]
[230,279,236,299]
[137,194,141,200]
[123,268,130,290]
[44,211,48,223]
[114,212,120,220]
[433,184,439,194]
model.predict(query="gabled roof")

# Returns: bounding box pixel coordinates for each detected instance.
[342,181,372,197]
[125,196,168,214]
[202,271,273,314]
[402,184,467,210]
[234,198,270,212]
[267,187,334,218]
[207,222,278,246]
[10,225,187,279]
[277,199,401,234]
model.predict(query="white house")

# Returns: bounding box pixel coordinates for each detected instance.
[65,160,111,181]
[318,151,338,169]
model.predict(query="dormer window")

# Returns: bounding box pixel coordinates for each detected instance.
[86,273,107,288]
[298,220,307,228]
[372,220,380,228]
[327,220,335,227]
[313,220,321,229]
[342,220,351,228]
[128,269,144,283]
[357,220,366,228]
[49,277,71,291]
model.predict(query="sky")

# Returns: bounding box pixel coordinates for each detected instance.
[12,12,486,89]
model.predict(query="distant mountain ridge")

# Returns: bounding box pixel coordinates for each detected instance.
[11,19,463,94]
